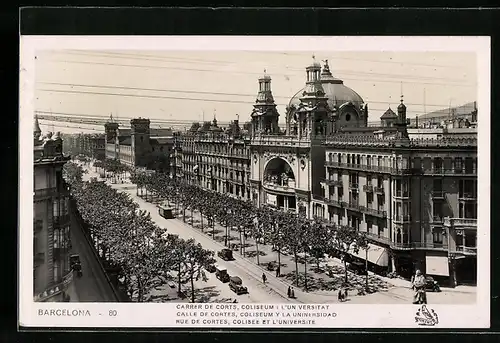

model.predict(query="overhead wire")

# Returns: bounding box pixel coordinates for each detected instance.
[41,59,476,88]
[37,81,466,109]
[50,50,472,83]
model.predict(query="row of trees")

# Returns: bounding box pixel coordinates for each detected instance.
[129,168,370,290]
[64,162,215,302]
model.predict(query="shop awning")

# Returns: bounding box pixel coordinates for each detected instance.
[350,243,389,267]
[426,255,450,276]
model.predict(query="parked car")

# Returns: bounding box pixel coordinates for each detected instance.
[218,248,234,261]
[229,276,248,295]
[206,264,217,273]
[348,261,368,275]
[216,267,230,283]
[425,276,442,292]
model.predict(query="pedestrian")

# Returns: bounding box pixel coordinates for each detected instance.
[287,286,291,298]
[338,289,344,302]
[412,269,427,304]
[343,288,348,301]
[262,273,267,284]
[290,287,295,299]
[275,266,280,277]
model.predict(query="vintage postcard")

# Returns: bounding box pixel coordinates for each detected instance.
[19,36,490,329]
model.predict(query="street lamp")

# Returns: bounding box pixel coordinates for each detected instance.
[365,245,370,291]
[225,209,231,247]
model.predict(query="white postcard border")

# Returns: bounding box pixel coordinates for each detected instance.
[19,36,491,329]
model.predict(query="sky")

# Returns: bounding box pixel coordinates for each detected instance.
[34,50,477,134]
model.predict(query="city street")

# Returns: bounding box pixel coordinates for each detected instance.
[66,202,118,302]
[81,165,476,304]
[82,167,295,303]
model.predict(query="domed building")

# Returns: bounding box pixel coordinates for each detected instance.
[286,60,369,134]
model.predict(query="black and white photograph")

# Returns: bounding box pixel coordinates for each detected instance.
[20,36,490,328]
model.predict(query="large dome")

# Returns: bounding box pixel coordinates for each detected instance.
[288,65,364,110]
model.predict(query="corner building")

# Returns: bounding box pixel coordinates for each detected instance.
[177,117,252,199]
[33,116,73,302]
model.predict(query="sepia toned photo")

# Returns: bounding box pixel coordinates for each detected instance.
[20,36,490,328]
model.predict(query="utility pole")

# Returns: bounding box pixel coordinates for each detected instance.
[423,88,427,114]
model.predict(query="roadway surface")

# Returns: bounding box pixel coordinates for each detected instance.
[67,205,118,302]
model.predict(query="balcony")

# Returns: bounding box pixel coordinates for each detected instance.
[253,135,310,148]
[325,161,393,174]
[431,216,444,224]
[53,214,71,227]
[443,217,477,229]
[454,245,477,255]
[349,183,359,190]
[394,215,412,223]
[363,232,448,251]
[423,168,477,176]
[360,206,387,218]
[228,154,248,160]
[432,190,445,199]
[364,232,392,246]
[321,178,343,187]
[34,187,57,200]
[394,190,410,198]
[392,168,414,175]
[325,161,422,175]
[392,242,449,251]
[363,184,373,193]
[317,196,346,208]
[374,186,384,194]
[262,181,295,194]
[345,201,362,212]
[459,192,477,200]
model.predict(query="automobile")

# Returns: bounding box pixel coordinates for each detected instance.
[347,260,368,275]
[205,264,217,273]
[70,254,81,270]
[229,276,248,295]
[218,248,234,261]
[215,267,230,283]
[425,276,442,292]
[70,254,82,277]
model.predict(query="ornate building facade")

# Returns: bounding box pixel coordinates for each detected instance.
[175,117,252,199]
[172,59,477,286]
[33,116,73,302]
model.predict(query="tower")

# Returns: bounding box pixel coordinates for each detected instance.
[398,94,407,124]
[34,113,42,143]
[295,57,331,139]
[395,94,409,140]
[131,118,151,167]
[104,114,119,145]
[250,70,280,136]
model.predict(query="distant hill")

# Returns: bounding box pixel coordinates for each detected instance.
[418,102,477,120]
